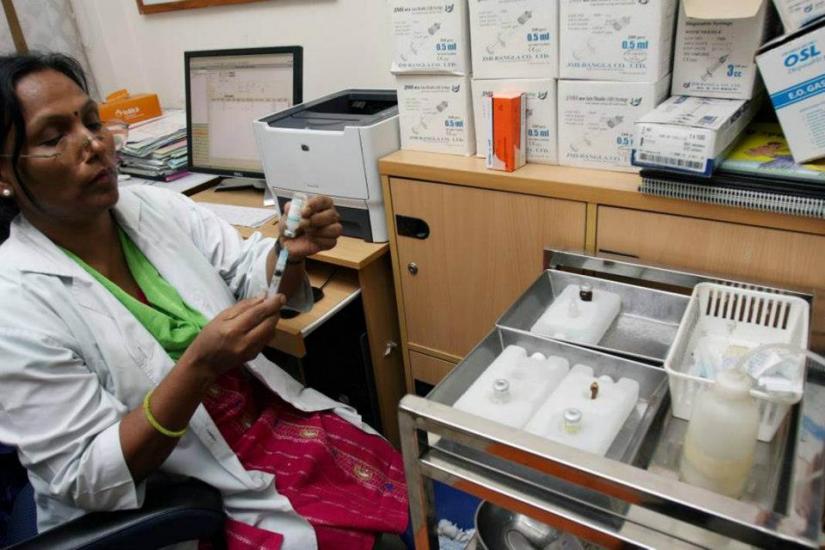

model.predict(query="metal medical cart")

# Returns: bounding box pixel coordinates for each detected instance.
[399,250,824,549]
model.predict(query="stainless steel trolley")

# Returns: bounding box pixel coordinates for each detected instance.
[400,251,824,549]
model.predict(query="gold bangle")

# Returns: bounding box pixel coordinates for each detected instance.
[142,390,187,438]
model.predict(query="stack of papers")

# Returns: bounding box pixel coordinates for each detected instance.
[198,203,278,228]
[120,111,189,181]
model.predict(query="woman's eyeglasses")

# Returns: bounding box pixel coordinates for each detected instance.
[0,120,128,161]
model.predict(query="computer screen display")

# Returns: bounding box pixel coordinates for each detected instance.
[185,46,302,178]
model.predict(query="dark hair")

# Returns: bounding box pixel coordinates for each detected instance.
[0,52,89,243]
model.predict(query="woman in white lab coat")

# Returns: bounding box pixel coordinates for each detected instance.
[0,53,408,550]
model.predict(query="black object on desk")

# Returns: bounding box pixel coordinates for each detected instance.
[213,177,267,192]
[264,295,381,432]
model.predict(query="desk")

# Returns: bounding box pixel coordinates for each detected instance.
[189,186,406,446]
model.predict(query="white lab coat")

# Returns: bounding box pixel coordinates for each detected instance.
[0,186,372,549]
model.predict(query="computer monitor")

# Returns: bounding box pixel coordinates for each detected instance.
[184,46,302,186]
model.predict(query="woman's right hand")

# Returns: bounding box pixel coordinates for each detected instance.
[180,294,286,379]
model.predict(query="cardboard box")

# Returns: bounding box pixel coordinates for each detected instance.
[396,75,475,156]
[469,0,558,79]
[757,19,825,162]
[472,78,558,164]
[557,75,671,172]
[671,0,774,100]
[632,95,760,176]
[772,0,825,33]
[483,93,527,172]
[559,0,677,82]
[98,89,161,125]
[390,0,471,75]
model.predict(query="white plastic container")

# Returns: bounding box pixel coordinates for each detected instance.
[680,369,760,499]
[453,345,570,428]
[664,283,810,442]
[525,364,640,456]
[530,284,621,345]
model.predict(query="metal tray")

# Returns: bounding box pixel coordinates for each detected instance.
[430,328,669,465]
[497,269,690,364]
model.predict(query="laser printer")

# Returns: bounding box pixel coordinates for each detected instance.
[253,89,399,242]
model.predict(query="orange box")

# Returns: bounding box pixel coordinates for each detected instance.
[482,92,526,172]
[98,89,162,124]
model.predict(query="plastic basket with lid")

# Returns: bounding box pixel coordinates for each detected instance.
[664,283,809,442]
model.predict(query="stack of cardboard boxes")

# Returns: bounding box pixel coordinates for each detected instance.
[557,0,675,172]
[469,0,559,166]
[632,1,775,176]
[390,0,825,173]
[391,0,475,156]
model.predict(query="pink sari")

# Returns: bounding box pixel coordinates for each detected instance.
[201,369,409,550]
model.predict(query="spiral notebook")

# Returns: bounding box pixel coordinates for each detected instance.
[639,122,825,219]
[640,177,825,218]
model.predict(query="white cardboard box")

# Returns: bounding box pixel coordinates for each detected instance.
[757,21,825,162]
[559,0,677,82]
[557,76,671,172]
[632,95,760,175]
[397,75,476,156]
[772,0,825,33]
[472,78,558,164]
[469,0,558,79]
[671,0,773,100]
[390,0,472,75]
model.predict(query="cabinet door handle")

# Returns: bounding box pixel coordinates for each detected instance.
[408,262,419,275]
[396,215,430,239]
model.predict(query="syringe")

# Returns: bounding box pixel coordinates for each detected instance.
[267,192,308,296]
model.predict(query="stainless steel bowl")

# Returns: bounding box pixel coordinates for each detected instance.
[475,501,561,550]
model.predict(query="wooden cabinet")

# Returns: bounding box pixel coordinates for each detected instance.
[390,178,587,360]
[380,150,825,391]
[597,207,825,349]
[409,351,456,387]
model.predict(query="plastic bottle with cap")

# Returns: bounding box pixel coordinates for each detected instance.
[679,368,759,498]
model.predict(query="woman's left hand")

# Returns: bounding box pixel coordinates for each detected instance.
[279,195,342,258]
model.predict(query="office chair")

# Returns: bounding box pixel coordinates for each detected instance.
[2,472,225,550]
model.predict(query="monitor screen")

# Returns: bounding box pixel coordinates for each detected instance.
[184,46,302,178]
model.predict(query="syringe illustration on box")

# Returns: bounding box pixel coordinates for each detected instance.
[486,10,533,54]
[411,101,449,135]
[568,116,624,153]
[701,53,730,82]
[572,16,631,61]
[399,22,442,62]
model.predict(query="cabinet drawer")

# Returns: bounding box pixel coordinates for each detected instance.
[391,178,587,358]
[597,207,825,350]
[410,350,456,386]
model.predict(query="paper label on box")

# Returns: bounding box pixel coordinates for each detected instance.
[560,0,676,82]
[773,0,825,32]
[397,76,475,156]
[469,0,558,79]
[390,0,470,74]
[472,79,557,164]
[672,2,769,99]
[634,124,714,173]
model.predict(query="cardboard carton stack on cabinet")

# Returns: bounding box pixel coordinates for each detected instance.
[468,0,560,166]
[556,0,676,172]
[390,0,475,156]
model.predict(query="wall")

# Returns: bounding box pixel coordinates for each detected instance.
[12,0,100,98]
[0,17,13,53]
[70,0,395,108]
